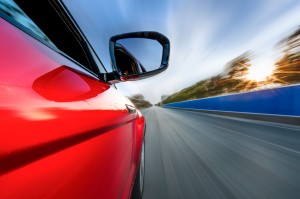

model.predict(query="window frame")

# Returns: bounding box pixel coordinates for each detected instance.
[0,0,107,79]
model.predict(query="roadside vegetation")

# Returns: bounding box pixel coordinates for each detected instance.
[128,94,152,109]
[163,26,300,104]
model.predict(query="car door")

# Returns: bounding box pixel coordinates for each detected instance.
[0,1,137,198]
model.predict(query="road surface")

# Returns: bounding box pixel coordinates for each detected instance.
[141,107,300,199]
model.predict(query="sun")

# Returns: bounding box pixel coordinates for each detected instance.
[246,65,274,81]
[246,59,275,82]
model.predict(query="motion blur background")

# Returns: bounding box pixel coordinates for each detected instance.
[1,1,300,198]
[64,0,300,105]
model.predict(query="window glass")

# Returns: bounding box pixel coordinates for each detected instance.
[0,0,103,74]
[0,0,55,47]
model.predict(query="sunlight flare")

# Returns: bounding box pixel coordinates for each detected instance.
[246,59,275,82]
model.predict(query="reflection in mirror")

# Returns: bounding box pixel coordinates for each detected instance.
[115,38,163,76]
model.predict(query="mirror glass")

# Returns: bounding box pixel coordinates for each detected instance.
[115,38,163,76]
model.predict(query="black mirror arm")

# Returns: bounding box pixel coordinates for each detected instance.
[99,72,121,84]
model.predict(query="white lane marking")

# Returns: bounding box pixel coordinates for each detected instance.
[176,109,300,132]
[206,122,300,156]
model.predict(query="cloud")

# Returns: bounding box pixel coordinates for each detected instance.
[64,0,300,103]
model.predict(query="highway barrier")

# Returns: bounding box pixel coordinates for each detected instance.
[163,84,300,117]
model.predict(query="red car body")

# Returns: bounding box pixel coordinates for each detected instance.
[0,3,148,199]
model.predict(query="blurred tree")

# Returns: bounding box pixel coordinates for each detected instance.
[128,94,152,109]
[273,26,300,84]
[162,52,254,104]
[162,26,300,105]
[224,52,252,80]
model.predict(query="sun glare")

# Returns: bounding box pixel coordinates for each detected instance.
[246,59,275,82]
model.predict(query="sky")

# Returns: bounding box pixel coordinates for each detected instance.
[63,0,300,103]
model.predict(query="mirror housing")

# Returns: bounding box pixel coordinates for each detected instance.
[108,31,170,83]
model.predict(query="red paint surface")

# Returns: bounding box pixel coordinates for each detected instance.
[0,17,144,199]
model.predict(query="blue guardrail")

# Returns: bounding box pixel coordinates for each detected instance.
[163,84,300,116]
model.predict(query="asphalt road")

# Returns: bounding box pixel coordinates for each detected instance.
[141,107,300,199]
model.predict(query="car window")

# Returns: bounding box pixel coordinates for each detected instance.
[0,0,100,74]
[0,0,55,48]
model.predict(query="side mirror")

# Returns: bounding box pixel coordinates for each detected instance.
[109,31,170,82]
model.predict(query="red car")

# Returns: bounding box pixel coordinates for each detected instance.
[0,1,170,199]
